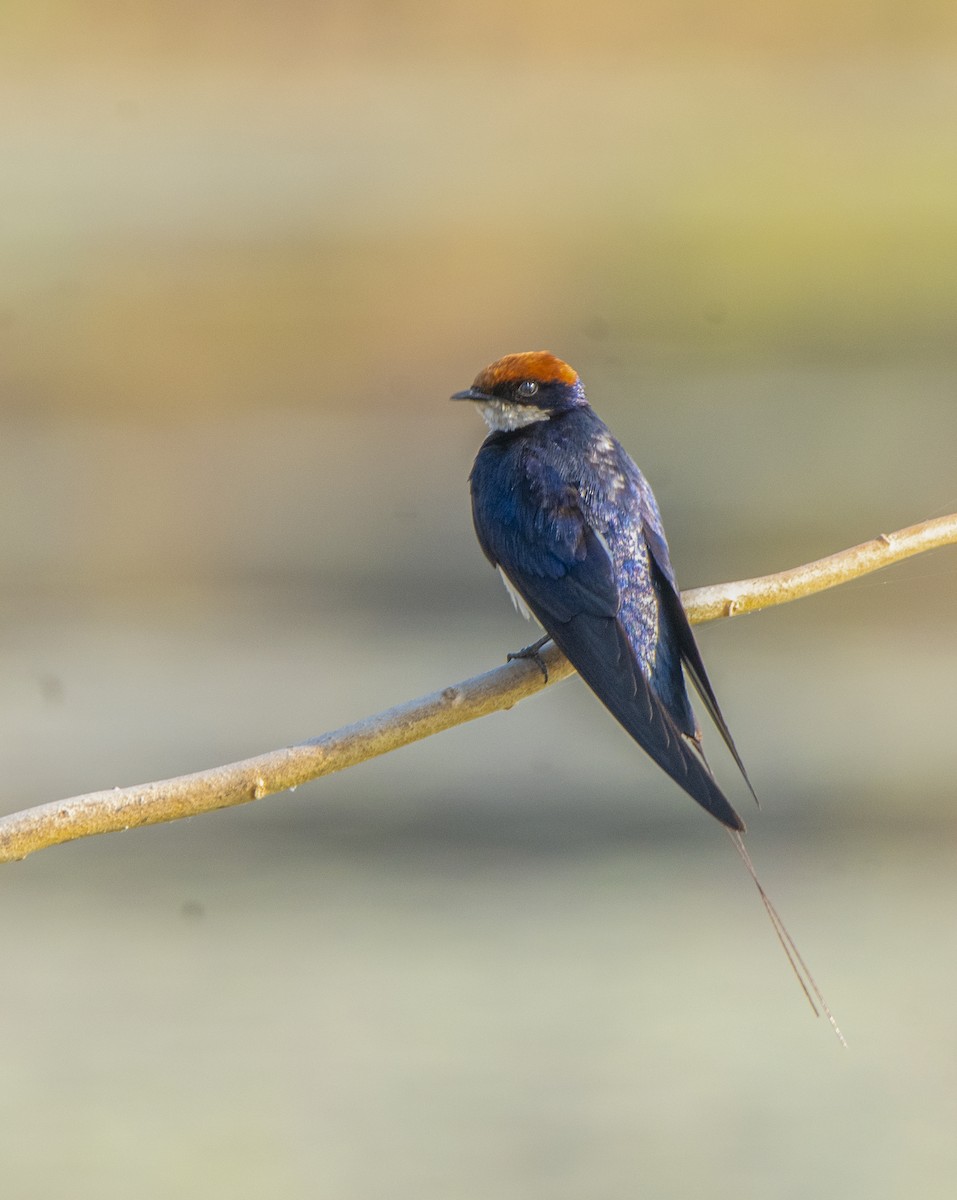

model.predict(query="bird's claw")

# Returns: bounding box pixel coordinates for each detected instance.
[507,636,551,683]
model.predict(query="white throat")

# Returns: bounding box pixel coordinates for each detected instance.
[476,398,550,432]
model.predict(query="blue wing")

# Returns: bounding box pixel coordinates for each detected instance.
[470,438,745,831]
[641,495,757,804]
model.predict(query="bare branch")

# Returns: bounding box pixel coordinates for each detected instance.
[2,513,955,865]
[687,512,957,621]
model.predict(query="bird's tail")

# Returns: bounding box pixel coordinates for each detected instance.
[728,830,846,1047]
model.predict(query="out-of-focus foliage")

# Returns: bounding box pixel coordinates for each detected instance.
[2,2,956,417]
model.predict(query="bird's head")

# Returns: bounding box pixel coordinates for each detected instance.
[451,351,586,432]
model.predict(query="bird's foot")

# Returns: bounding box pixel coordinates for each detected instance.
[507,635,551,683]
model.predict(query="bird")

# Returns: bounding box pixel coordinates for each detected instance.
[451,349,750,830]
[452,350,843,1040]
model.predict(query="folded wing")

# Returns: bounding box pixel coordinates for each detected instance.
[472,462,745,831]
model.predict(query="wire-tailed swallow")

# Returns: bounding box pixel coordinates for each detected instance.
[452,350,753,830]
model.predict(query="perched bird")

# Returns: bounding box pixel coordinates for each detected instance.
[453,351,842,1039]
[451,349,751,830]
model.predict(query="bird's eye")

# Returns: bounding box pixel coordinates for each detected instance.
[516,380,539,399]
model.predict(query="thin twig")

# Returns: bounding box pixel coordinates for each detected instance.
[1,513,955,865]
[687,512,957,620]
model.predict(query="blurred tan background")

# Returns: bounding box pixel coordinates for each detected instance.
[2,3,957,1197]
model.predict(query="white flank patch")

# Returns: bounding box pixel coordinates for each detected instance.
[498,567,534,621]
[592,527,614,567]
[476,398,550,432]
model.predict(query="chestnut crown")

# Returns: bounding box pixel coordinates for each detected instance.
[451,351,585,418]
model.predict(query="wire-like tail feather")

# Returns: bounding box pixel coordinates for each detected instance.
[728,830,846,1046]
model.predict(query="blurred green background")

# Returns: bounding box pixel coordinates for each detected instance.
[3,3,957,1197]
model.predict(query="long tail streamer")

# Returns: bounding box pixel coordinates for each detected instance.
[728,830,846,1047]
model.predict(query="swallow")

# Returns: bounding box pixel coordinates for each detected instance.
[452,351,843,1039]
[452,350,752,830]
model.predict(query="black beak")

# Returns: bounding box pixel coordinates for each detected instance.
[450,387,490,402]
